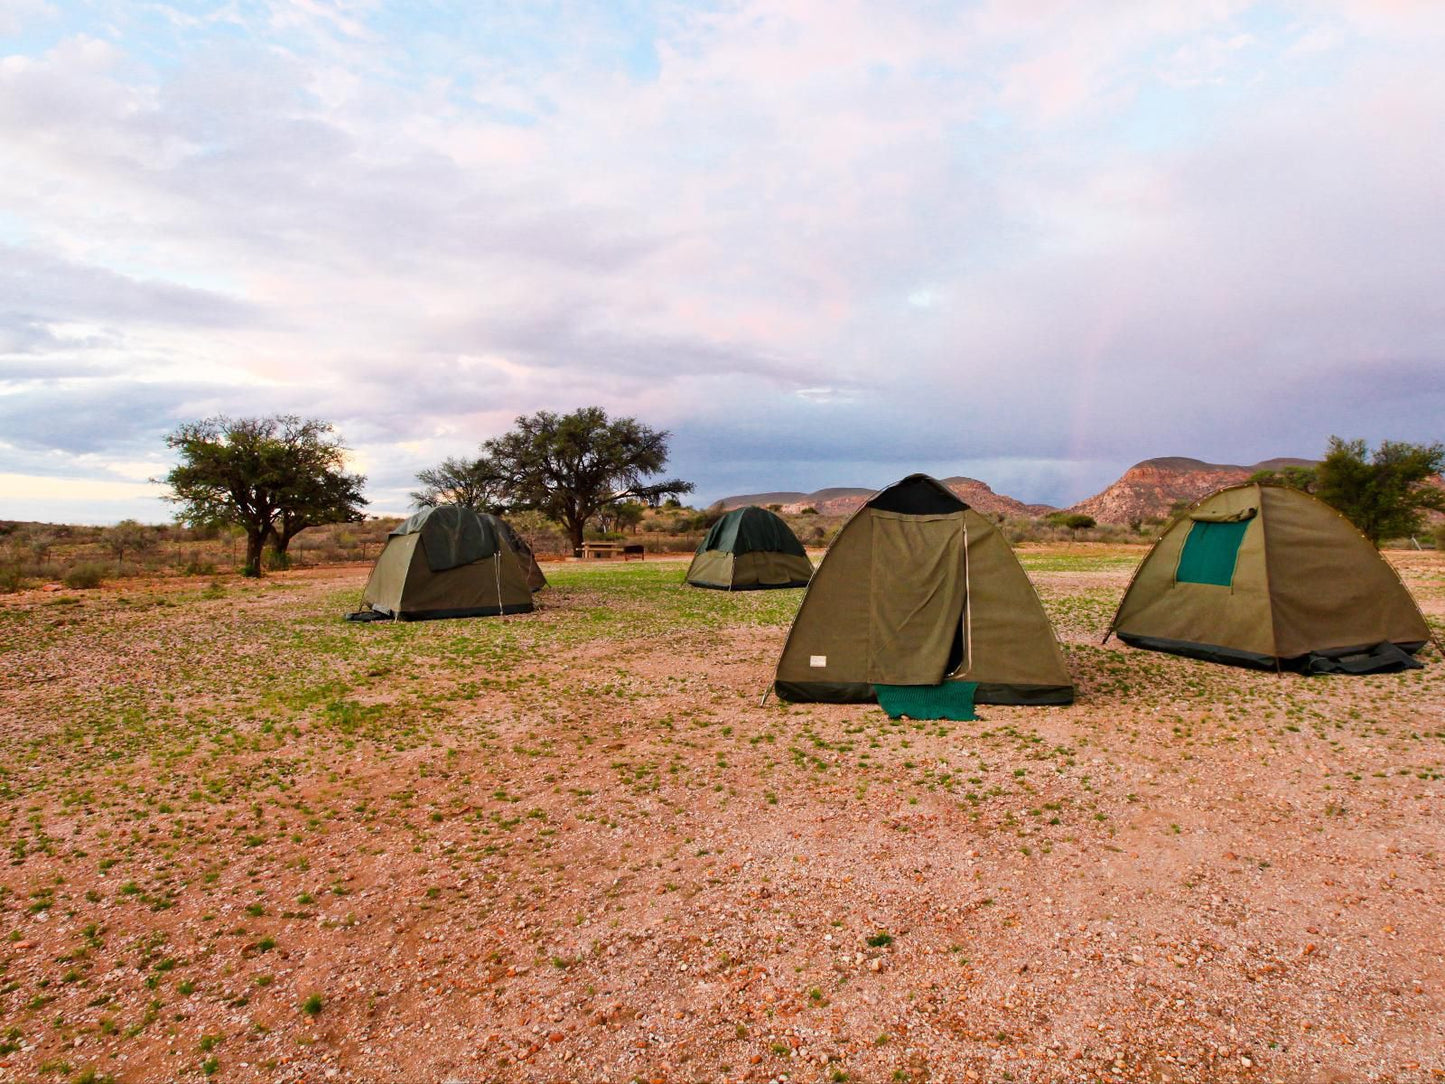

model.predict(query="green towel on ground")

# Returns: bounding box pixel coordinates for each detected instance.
[873,681,979,721]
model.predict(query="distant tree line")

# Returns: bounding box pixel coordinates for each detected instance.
[152,405,692,576]
[149,411,1438,581]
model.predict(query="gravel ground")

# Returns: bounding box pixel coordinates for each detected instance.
[0,548,1441,1084]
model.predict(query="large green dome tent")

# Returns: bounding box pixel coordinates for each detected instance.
[1106,483,1435,672]
[353,505,542,621]
[774,474,1073,713]
[686,505,813,590]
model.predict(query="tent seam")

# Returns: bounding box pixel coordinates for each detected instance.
[1254,483,1282,660]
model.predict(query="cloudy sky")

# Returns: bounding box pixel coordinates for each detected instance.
[3,0,1443,523]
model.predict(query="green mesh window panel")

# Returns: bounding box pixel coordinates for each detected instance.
[1175,519,1250,586]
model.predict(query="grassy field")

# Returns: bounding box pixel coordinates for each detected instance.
[0,547,1442,1083]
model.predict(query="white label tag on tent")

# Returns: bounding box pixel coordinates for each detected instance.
[809,655,827,668]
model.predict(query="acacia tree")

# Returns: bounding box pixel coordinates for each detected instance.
[1313,437,1445,545]
[409,455,507,511]
[482,407,693,553]
[160,415,367,576]
[103,519,157,573]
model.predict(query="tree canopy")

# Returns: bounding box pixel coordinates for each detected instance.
[160,415,367,576]
[1312,437,1445,545]
[419,407,692,552]
[1251,438,1444,545]
[409,455,507,512]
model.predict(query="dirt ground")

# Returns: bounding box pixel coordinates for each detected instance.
[0,548,1442,1084]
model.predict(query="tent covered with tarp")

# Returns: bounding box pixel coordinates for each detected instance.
[773,474,1073,715]
[1107,483,1435,672]
[353,505,540,621]
[686,505,813,590]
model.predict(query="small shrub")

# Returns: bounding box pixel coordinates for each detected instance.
[0,564,23,594]
[300,994,323,1016]
[62,563,106,590]
[182,559,217,576]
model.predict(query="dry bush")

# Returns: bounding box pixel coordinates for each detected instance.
[1002,518,1152,546]
[62,562,106,589]
[0,563,23,593]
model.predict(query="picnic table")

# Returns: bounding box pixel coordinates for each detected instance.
[577,542,646,560]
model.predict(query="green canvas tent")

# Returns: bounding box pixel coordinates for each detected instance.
[356,506,540,621]
[774,474,1074,707]
[686,505,813,590]
[1107,483,1435,672]
[496,517,548,593]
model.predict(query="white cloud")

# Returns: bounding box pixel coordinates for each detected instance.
[0,0,55,37]
[1,1,1443,520]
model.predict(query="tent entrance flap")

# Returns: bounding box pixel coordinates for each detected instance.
[1175,519,1250,586]
[866,512,967,685]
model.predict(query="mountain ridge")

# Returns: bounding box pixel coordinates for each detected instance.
[711,456,1322,525]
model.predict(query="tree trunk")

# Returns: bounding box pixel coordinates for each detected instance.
[244,530,267,577]
[568,521,585,556]
[271,519,306,556]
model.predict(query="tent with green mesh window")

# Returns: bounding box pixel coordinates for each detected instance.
[1106,483,1435,672]
[354,505,542,621]
[773,474,1073,713]
[686,505,813,590]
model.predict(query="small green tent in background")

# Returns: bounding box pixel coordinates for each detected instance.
[774,474,1073,708]
[355,505,541,621]
[686,505,813,590]
[1108,483,1435,672]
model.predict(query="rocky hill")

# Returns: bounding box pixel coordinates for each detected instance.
[714,456,1444,530]
[934,476,1045,519]
[1064,457,1316,525]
